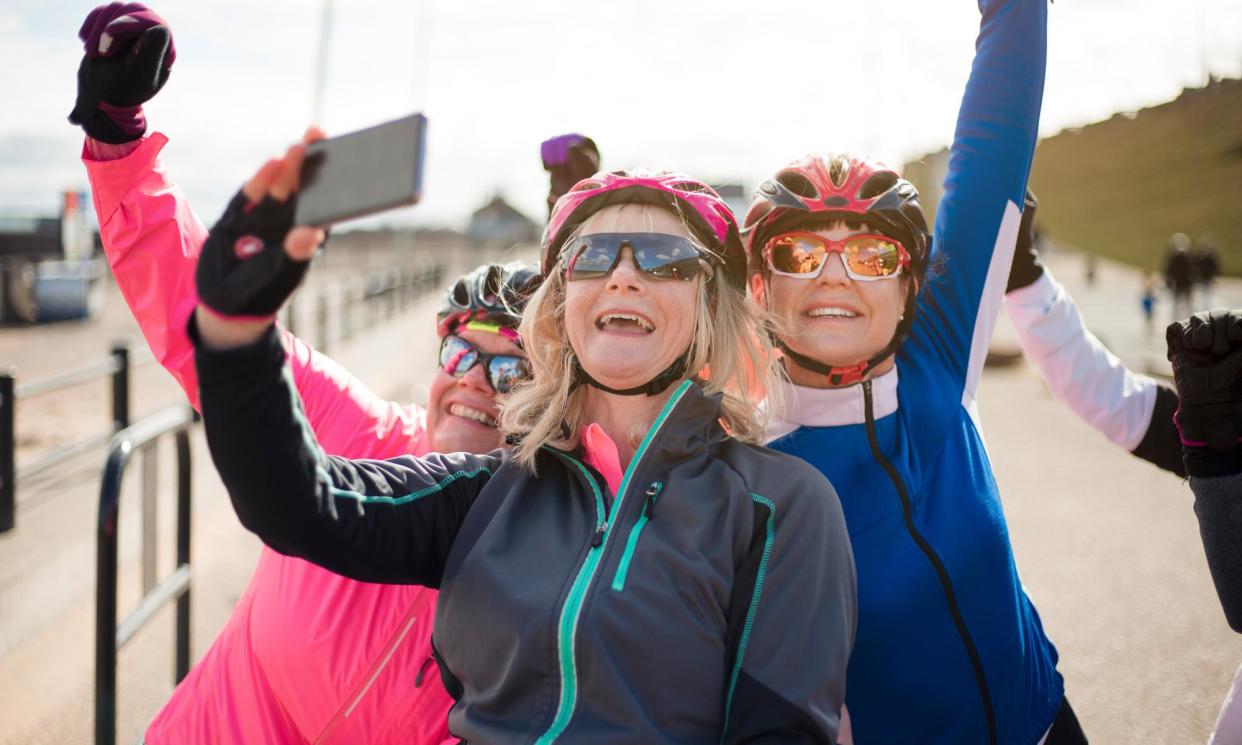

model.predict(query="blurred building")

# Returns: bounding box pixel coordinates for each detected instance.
[0,191,104,323]
[712,183,749,223]
[466,195,538,245]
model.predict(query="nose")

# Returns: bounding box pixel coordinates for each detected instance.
[814,252,850,288]
[606,247,646,294]
[457,360,496,396]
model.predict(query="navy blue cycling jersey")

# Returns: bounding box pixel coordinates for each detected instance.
[766,0,1054,742]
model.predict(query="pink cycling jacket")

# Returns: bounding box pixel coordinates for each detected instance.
[83,133,455,745]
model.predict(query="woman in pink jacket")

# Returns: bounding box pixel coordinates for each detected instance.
[69,5,563,742]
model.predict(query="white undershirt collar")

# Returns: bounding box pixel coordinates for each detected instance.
[765,367,900,442]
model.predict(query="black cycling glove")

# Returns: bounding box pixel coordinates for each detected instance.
[196,191,309,319]
[1005,188,1044,294]
[68,3,175,144]
[1167,309,1242,477]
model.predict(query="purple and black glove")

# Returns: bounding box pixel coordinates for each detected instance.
[1005,188,1044,294]
[541,133,600,214]
[1167,309,1242,477]
[196,192,309,320]
[68,2,176,144]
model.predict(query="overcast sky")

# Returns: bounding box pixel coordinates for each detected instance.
[2,0,1240,230]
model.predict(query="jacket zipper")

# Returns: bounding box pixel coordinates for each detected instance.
[861,380,998,745]
[610,482,663,592]
[534,380,692,745]
[312,608,419,744]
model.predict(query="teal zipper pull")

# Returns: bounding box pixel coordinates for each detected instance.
[590,520,607,547]
[610,482,664,593]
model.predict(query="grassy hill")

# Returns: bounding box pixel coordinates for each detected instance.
[904,77,1242,276]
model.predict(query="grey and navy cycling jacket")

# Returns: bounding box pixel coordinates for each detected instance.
[194,323,857,744]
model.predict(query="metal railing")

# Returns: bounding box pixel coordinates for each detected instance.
[95,405,195,745]
[284,260,442,354]
[1,260,442,535]
[0,341,150,533]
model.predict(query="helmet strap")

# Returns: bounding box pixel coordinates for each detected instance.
[571,351,690,397]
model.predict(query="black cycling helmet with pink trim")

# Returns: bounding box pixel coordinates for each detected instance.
[541,169,747,396]
[742,153,932,386]
[436,262,542,341]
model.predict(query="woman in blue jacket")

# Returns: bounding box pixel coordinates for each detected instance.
[742,0,1078,741]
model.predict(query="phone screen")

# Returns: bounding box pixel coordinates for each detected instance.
[294,113,427,227]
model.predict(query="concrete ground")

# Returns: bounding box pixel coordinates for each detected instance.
[1,246,1240,744]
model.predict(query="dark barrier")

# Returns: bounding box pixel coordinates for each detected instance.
[1,341,138,534]
[95,405,194,745]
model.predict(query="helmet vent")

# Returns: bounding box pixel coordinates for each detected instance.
[775,171,819,199]
[824,196,849,207]
[828,156,851,188]
[451,280,471,307]
[481,266,503,305]
[668,180,714,195]
[571,179,604,192]
[859,172,899,200]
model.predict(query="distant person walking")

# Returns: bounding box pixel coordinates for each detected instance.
[1165,232,1194,323]
[1194,234,1220,310]
[1141,273,1159,337]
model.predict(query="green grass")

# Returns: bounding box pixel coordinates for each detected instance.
[904,78,1242,276]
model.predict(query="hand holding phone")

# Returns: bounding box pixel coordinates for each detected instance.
[295,113,428,227]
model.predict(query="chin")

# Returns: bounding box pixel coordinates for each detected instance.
[788,340,860,367]
[582,359,668,390]
[435,426,502,455]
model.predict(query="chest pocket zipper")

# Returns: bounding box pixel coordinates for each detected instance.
[610,482,663,592]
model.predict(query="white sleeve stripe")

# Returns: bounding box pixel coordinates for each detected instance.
[1004,271,1159,451]
[962,200,1022,409]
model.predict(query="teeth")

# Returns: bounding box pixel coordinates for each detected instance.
[598,313,654,331]
[808,307,858,318]
[449,404,497,427]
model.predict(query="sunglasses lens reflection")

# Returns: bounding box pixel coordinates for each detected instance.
[768,235,827,275]
[564,235,709,283]
[440,335,531,393]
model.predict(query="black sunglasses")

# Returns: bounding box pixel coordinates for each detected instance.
[438,335,531,394]
[560,233,714,282]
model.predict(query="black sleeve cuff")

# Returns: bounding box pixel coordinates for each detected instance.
[1185,448,1242,479]
[189,314,284,385]
[1132,382,1188,478]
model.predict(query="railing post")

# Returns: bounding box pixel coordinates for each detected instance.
[0,369,15,534]
[174,429,192,681]
[316,293,330,353]
[95,444,126,745]
[110,342,129,432]
[141,445,158,594]
[340,283,352,343]
[286,295,299,337]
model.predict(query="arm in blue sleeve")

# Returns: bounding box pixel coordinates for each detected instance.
[912,0,1047,400]
[194,321,501,588]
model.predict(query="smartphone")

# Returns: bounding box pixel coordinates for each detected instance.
[294,113,428,227]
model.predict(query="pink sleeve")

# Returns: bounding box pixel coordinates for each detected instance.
[83,134,428,457]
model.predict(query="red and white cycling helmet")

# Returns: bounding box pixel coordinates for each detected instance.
[541,168,748,289]
[743,153,933,386]
[742,153,930,272]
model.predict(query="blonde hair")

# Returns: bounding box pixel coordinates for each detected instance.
[501,205,782,473]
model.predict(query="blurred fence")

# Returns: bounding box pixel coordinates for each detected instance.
[0,259,443,535]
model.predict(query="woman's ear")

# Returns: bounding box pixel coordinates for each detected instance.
[748,272,767,306]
